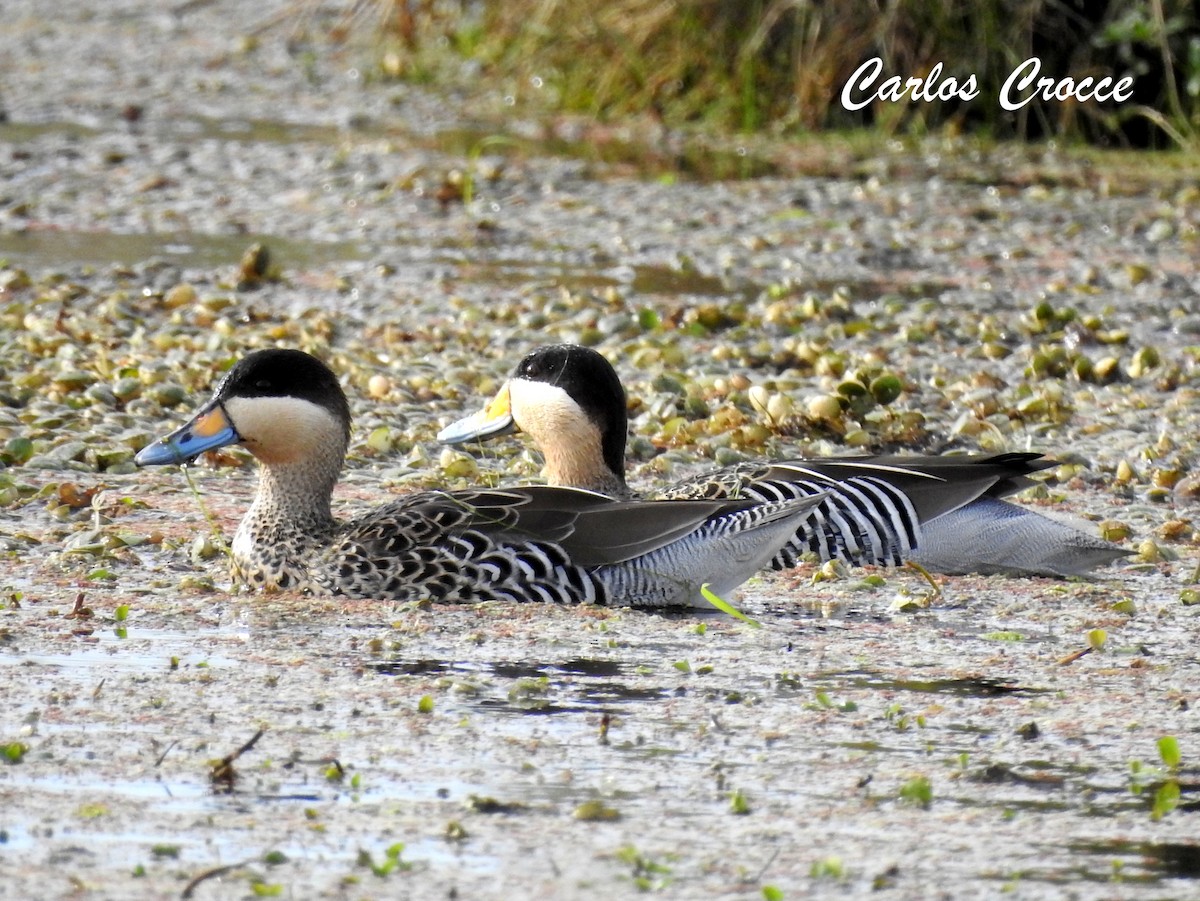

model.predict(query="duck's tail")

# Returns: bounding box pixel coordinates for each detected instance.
[703,455,1127,577]
[910,497,1132,577]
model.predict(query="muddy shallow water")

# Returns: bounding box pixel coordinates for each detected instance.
[2,1,1200,900]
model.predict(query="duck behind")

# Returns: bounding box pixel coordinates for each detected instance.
[439,344,1130,577]
[135,348,822,607]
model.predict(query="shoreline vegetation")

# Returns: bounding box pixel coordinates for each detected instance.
[327,0,1200,152]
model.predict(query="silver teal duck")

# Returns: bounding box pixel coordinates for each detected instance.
[135,348,823,607]
[438,344,1130,577]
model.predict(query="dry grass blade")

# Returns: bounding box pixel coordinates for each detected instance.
[210,728,266,793]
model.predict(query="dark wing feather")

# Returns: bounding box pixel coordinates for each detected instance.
[545,497,757,567]
[788,453,1054,521]
[461,487,761,567]
[346,486,759,569]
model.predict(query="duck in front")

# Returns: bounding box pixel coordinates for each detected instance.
[134,348,822,608]
[439,344,1129,577]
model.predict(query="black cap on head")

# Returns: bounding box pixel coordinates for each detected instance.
[217,348,352,441]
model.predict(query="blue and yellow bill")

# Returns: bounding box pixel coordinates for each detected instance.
[134,402,240,466]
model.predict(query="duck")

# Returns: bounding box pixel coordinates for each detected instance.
[134,348,825,608]
[438,343,1130,577]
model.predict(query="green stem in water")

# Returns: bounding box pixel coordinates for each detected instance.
[700,583,761,628]
[180,465,245,590]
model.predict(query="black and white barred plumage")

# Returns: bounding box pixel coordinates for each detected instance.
[440,344,1130,577]
[135,348,821,607]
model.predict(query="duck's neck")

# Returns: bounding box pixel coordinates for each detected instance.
[541,433,633,499]
[231,454,343,591]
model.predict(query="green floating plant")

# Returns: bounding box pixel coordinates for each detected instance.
[357,843,412,878]
[898,775,933,809]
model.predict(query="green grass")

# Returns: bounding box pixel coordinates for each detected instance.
[359,0,1198,150]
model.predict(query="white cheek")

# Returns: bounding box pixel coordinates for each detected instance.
[224,395,344,463]
[509,380,587,438]
[508,378,607,481]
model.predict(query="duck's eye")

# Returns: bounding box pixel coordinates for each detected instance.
[522,361,541,378]
[255,379,273,391]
